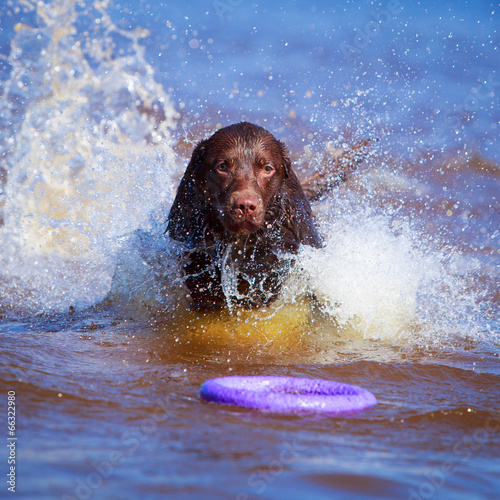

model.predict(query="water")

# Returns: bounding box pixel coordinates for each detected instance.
[0,1,499,499]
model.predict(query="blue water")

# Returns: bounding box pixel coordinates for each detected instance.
[0,1,499,499]
[113,0,499,156]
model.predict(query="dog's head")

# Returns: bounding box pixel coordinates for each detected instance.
[194,122,288,234]
[168,122,321,249]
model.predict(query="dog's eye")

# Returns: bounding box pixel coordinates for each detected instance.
[263,165,274,174]
[216,163,228,172]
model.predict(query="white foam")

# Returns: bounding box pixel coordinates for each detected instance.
[296,196,487,343]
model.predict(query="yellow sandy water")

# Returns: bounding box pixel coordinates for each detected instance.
[166,298,312,349]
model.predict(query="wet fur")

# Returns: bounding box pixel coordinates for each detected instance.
[167,122,322,309]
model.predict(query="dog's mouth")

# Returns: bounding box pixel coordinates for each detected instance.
[221,208,266,234]
[219,208,266,235]
[218,193,266,234]
[224,218,261,235]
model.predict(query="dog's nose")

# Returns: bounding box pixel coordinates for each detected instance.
[233,197,259,216]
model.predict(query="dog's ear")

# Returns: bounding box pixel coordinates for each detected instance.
[275,153,323,249]
[167,140,208,247]
[274,140,322,248]
[278,140,291,179]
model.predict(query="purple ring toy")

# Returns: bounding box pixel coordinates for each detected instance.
[200,376,377,414]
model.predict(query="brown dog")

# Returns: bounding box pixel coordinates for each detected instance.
[167,122,322,309]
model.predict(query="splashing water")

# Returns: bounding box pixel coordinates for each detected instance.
[296,196,488,343]
[0,0,178,313]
